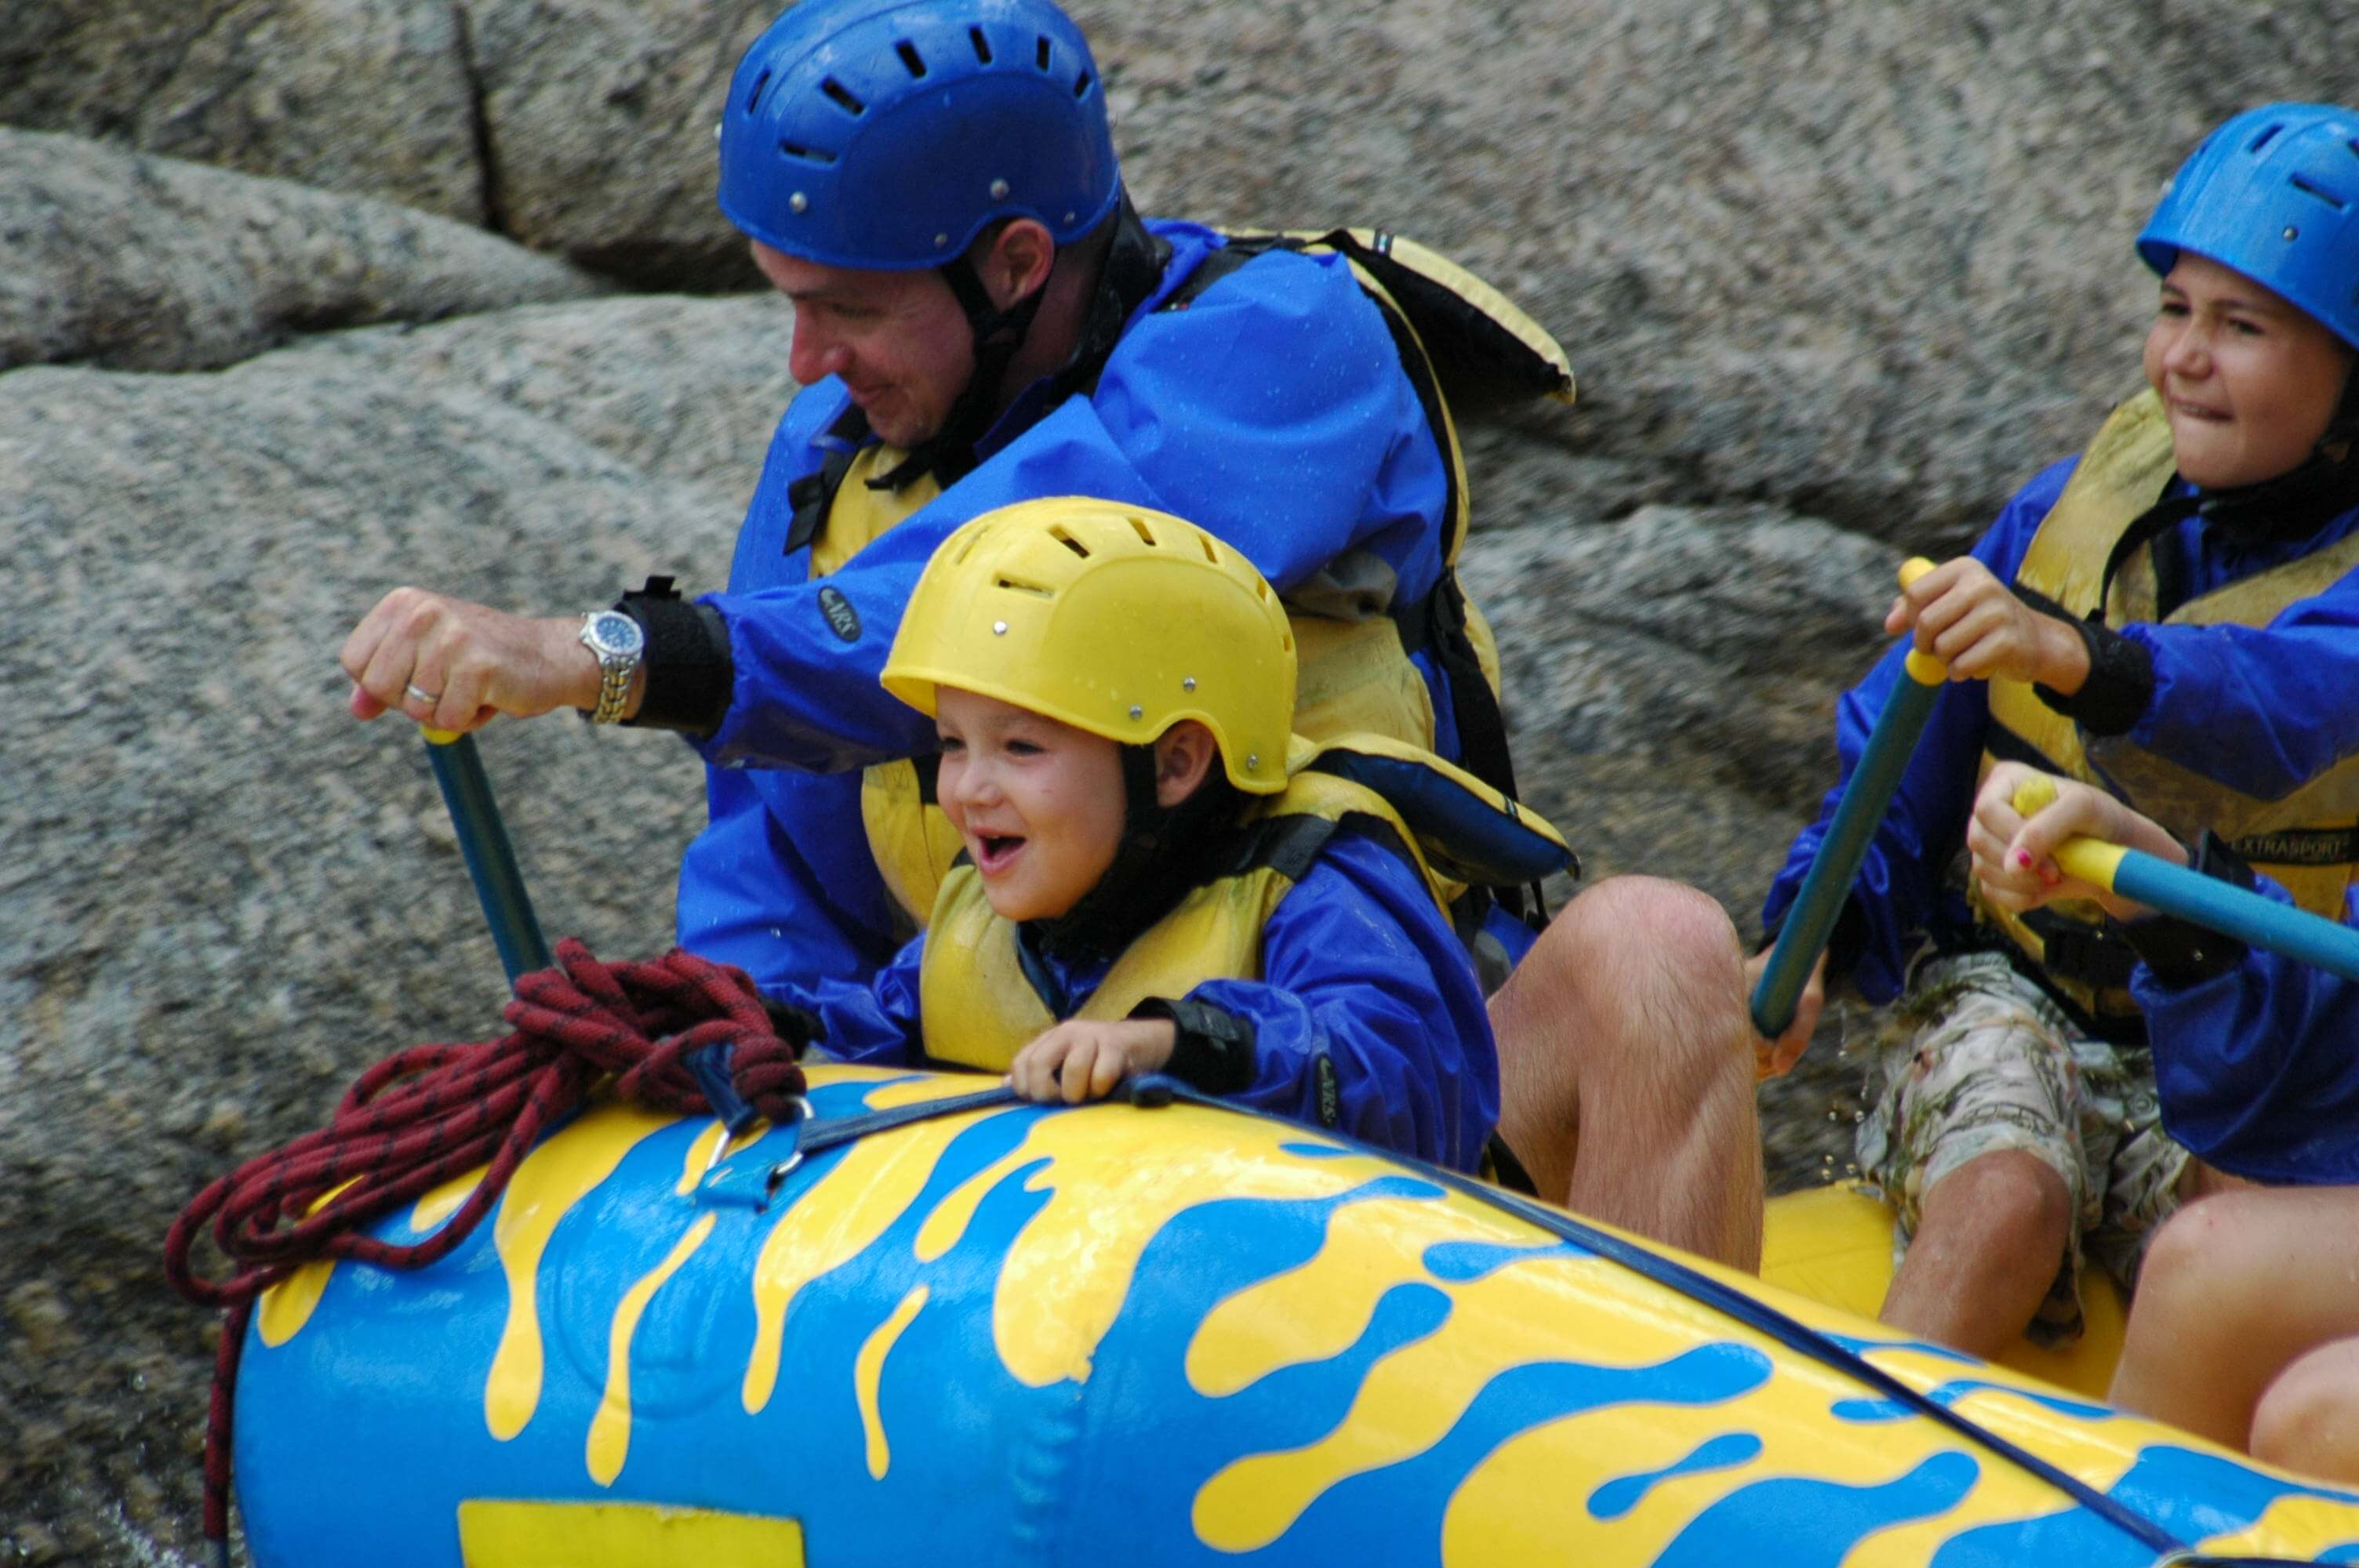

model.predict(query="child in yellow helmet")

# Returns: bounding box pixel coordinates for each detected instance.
[776,495,1572,1171]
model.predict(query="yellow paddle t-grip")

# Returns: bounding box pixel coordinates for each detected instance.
[1896,557,1946,685]
[2008,775,2128,891]
[421,727,462,746]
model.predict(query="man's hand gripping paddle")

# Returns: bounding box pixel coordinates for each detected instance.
[1750,558,1944,1041]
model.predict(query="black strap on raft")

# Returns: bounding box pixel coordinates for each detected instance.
[758,1073,2312,1564]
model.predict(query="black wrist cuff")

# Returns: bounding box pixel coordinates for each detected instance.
[616,576,732,736]
[2110,831,2254,985]
[2018,590,2154,737]
[1131,996,1255,1094]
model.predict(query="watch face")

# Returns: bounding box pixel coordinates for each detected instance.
[588,611,643,656]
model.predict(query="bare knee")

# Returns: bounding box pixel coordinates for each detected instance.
[1921,1148,2071,1256]
[2135,1189,2274,1312]
[2252,1341,2359,1480]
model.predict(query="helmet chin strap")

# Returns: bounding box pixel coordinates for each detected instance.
[867,253,1049,492]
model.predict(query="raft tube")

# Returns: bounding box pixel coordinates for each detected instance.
[235,1064,2359,1566]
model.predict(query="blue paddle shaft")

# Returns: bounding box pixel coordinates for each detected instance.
[423,732,553,985]
[1751,670,1943,1038]
[2111,851,2359,985]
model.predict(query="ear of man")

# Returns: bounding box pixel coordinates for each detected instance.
[1152,720,1218,808]
[975,218,1056,311]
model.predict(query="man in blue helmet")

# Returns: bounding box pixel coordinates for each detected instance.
[1750,102,2359,1359]
[340,0,1767,1269]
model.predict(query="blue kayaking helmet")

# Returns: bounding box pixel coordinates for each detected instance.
[718,0,1120,270]
[2138,102,2359,352]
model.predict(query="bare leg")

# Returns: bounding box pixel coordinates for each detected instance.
[1488,876,1761,1272]
[2252,1338,2359,1483]
[2110,1185,2359,1449]
[1879,1149,2073,1359]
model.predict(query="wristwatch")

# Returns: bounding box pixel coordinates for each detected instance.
[578,609,645,724]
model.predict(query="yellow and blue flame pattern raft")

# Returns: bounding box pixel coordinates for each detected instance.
[235,1064,2359,1566]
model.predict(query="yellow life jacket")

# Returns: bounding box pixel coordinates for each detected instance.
[918,733,1575,1072]
[827,227,1574,932]
[1976,387,2359,1016]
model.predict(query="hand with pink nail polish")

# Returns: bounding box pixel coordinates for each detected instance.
[1968,762,2190,918]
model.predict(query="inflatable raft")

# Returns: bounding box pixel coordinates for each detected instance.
[234,1062,2359,1566]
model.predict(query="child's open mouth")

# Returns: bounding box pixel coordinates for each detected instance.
[975,833,1027,873]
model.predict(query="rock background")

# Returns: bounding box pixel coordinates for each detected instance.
[4,0,2346,1558]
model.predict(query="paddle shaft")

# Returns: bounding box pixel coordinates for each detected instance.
[1750,560,1943,1040]
[421,729,553,984]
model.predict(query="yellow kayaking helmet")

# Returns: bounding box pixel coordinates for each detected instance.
[883,497,1296,793]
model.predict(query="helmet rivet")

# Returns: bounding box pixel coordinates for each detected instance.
[990,178,1011,200]
[1129,704,1144,720]
[934,231,951,249]
[1246,753,1260,771]
[1182,677,1196,691]
[2284,225,2300,241]
[789,191,809,214]
[1063,211,1077,223]
[991,620,1009,636]
[713,122,723,143]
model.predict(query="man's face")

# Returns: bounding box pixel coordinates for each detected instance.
[753,240,976,449]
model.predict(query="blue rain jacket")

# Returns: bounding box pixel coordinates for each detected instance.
[782,828,1501,1173]
[677,218,1455,998]
[1762,457,2359,1007]
[2132,881,2359,1185]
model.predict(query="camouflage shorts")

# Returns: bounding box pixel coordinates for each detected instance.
[1855,951,2189,1345]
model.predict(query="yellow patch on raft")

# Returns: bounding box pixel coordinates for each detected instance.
[454,1499,803,1565]
[586,1212,718,1486]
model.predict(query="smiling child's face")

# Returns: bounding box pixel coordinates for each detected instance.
[934,687,1127,924]
[2144,252,2354,492]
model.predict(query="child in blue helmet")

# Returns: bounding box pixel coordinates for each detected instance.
[1752,102,2359,1361]
[1972,764,2359,1479]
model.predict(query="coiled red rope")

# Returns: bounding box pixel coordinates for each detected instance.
[163,938,806,1561]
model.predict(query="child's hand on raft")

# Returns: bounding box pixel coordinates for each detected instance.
[1742,947,1823,1080]
[1009,1018,1178,1104]
[1888,557,2089,689]
[1968,763,2185,920]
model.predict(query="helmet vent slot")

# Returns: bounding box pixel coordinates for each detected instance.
[1035,35,1052,70]
[779,140,838,165]
[896,41,927,78]
[994,575,1053,597]
[1074,70,1092,99]
[969,26,994,64]
[821,78,866,116]
[1198,532,1222,564]
[2291,172,2349,211]
[1128,516,1159,546]
[746,68,773,113]
[2249,123,2284,154]
[1047,525,1092,558]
